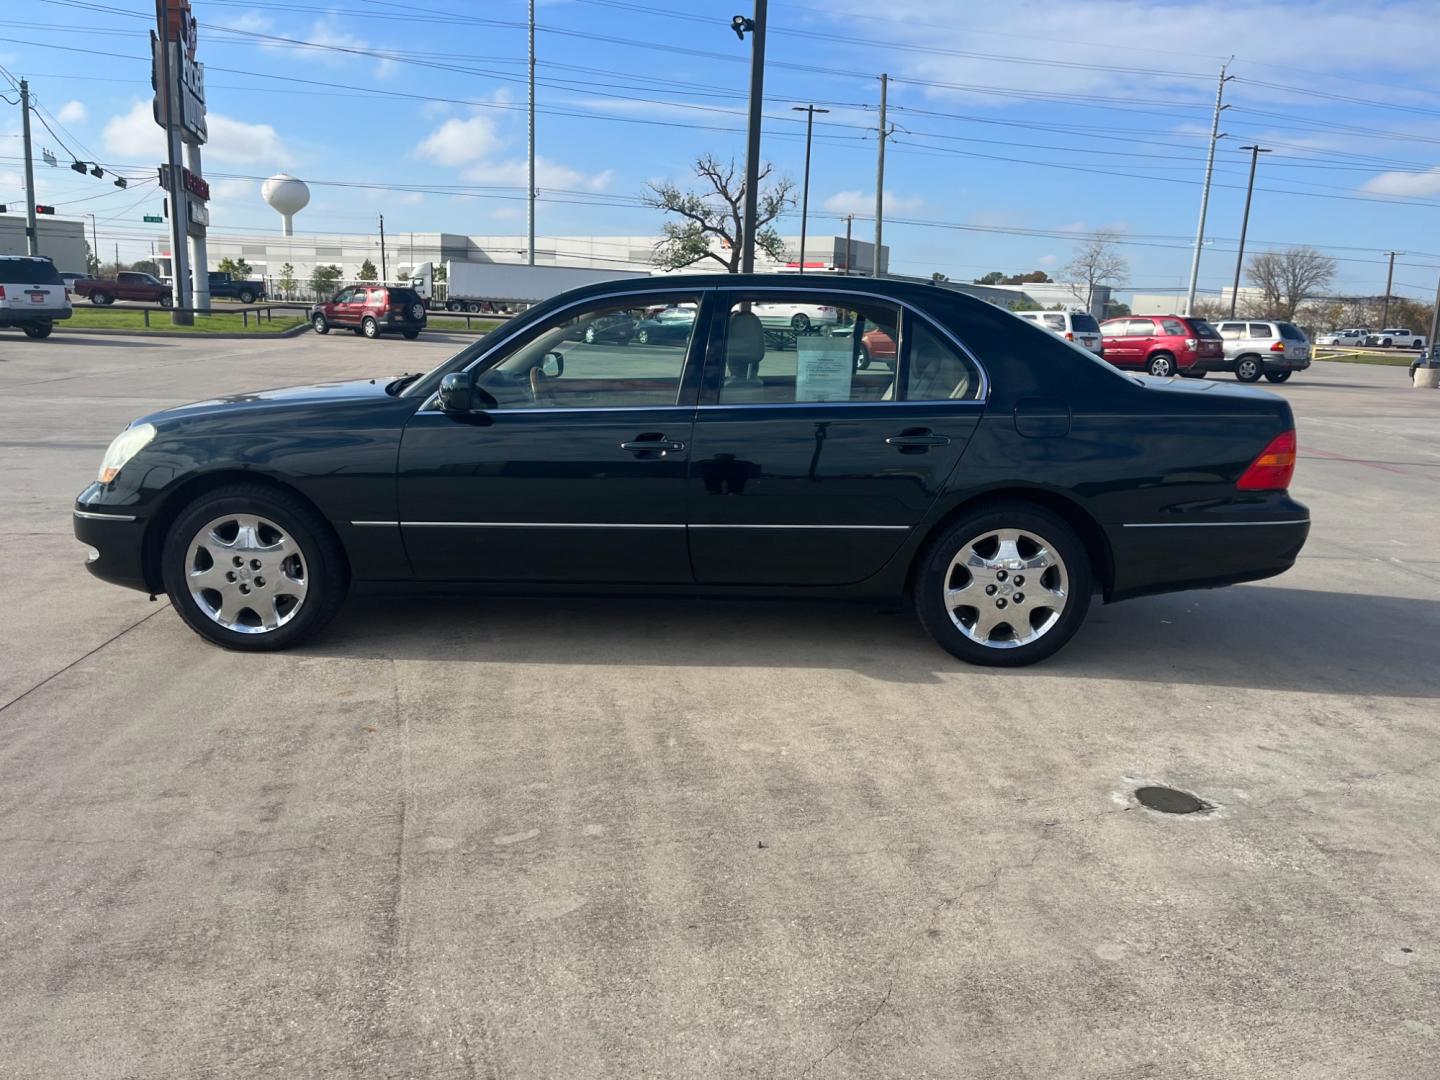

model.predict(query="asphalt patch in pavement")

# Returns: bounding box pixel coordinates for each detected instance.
[1135,785,1210,815]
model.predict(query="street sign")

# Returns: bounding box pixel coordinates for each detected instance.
[42,149,57,167]
[143,215,163,223]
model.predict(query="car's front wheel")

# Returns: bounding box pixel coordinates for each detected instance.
[857,344,871,369]
[312,314,329,334]
[636,327,651,344]
[791,312,811,332]
[1264,371,1292,383]
[159,295,173,309]
[913,504,1092,667]
[362,316,380,338]
[402,329,420,340]
[161,485,347,651]
[238,289,256,304]
[1235,355,1262,382]
[22,323,53,339]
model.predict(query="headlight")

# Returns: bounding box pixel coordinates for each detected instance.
[97,423,156,483]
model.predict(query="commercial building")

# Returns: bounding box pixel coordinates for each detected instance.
[0,215,88,273]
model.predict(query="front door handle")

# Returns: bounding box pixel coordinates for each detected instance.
[885,429,951,453]
[621,433,686,456]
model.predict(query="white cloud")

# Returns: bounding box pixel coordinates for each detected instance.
[215,11,273,34]
[56,101,87,124]
[416,114,504,166]
[822,189,923,216]
[102,100,291,166]
[463,157,613,192]
[1038,253,1057,265]
[1361,167,1440,197]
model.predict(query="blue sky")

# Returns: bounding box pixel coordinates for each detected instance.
[6,0,1440,300]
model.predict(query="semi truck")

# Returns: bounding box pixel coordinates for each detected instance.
[410,261,651,312]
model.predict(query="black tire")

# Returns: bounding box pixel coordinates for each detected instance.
[857,344,871,370]
[238,289,256,304]
[1146,352,1176,377]
[1235,355,1262,382]
[464,302,481,314]
[22,323,53,339]
[312,314,329,335]
[402,329,420,340]
[636,327,651,344]
[159,295,173,309]
[161,484,348,651]
[91,292,112,306]
[1264,370,1292,383]
[791,312,811,332]
[913,503,1093,667]
[585,326,597,344]
[362,317,380,339]
[1179,369,1207,378]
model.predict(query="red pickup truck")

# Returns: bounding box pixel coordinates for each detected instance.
[73,271,173,307]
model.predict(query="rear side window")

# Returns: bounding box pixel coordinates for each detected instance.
[0,259,63,285]
[905,317,980,401]
[1278,323,1305,341]
[1070,313,1100,333]
[1161,319,1186,336]
[1042,314,1066,331]
[1249,323,1273,338]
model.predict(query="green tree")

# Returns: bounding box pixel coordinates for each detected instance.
[357,258,378,281]
[277,262,297,298]
[217,255,252,277]
[1103,300,1132,319]
[131,259,159,277]
[975,271,1005,285]
[309,263,343,299]
[84,242,101,277]
[642,154,795,272]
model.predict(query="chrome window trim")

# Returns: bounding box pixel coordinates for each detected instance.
[710,284,990,402]
[688,523,909,531]
[73,509,138,522]
[1121,520,1308,528]
[409,405,696,418]
[694,400,985,412]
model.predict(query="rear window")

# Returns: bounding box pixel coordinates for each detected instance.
[1190,320,1221,339]
[1278,323,1305,341]
[1070,313,1100,332]
[0,258,63,285]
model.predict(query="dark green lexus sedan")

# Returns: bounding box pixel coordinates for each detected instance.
[74,275,1309,666]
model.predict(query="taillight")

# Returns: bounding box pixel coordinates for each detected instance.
[1184,338,1197,350]
[1237,430,1297,491]
[1064,331,1075,341]
[1270,340,1286,352]
[0,286,6,299]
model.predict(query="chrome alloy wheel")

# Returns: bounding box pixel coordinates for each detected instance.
[942,528,1069,649]
[185,513,308,634]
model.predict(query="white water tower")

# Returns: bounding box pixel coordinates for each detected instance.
[262,173,310,237]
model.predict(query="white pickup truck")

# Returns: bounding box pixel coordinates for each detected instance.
[1365,327,1426,349]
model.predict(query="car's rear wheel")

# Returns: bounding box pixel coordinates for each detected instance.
[362,317,380,338]
[1180,369,1207,378]
[402,329,420,340]
[161,485,347,651]
[22,323,53,339]
[791,312,811,332]
[585,326,597,343]
[1146,352,1176,377]
[914,504,1092,667]
[238,289,256,304]
[312,314,329,334]
[464,302,481,314]
[636,327,651,344]
[159,295,173,309]
[1235,355,1262,382]
[91,292,112,306]
[1264,370,1292,383]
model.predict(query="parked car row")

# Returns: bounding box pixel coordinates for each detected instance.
[1315,326,1427,349]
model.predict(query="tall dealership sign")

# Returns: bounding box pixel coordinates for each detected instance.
[150,0,211,313]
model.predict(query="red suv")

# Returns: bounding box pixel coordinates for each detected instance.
[312,285,427,340]
[1098,315,1223,377]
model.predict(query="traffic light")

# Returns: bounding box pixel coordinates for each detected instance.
[35,205,56,215]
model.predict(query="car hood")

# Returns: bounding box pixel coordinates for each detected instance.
[137,377,403,424]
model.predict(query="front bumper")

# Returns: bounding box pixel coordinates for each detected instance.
[73,505,151,593]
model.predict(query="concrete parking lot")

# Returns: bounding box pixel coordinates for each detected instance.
[2,329,1438,1078]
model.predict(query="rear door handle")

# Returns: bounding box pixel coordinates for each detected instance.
[885,430,951,452]
[621,434,686,456]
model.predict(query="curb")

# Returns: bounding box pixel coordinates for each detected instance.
[52,323,314,340]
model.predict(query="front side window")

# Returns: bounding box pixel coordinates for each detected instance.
[1128,318,1157,336]
[475,293,699,410]
[718,294,900,404]
[906,318,981,401]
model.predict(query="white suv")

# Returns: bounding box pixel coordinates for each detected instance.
[1015,310,1105,355]
[1316,328,1370,347]
[0,255,72,340]
[751,300,840,332]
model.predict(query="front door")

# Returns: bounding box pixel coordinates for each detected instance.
[397,289,708,583]
[686,290,983,586]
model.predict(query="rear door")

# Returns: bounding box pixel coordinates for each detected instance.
[685,288,983,586]
[0,258,68,316]
[1069,312,1103,354]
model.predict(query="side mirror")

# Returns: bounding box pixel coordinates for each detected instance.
[439,371,496,413]
[542,351,564,378]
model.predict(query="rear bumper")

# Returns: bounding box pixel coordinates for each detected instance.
[73,506,151,593]
[1266,355,1311,371]
[0,307,72,326]
[1105,499,1310,602]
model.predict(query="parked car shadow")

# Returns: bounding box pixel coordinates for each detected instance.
[301,584,1439,698]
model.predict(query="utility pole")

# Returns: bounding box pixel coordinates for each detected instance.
[87,213,99,271]
[1229,144,1270,318]
[1427,274,1440,363]
[156,0,192,324]
[843,214,853,276]
[19,79,38,256]
[791,104,828,274]
[378,213,387,281]
[1184,61,1232,316]
[527,0,536,266]
[873,72,889,278]
[1381,251,1400,327]
[737,0,767,274]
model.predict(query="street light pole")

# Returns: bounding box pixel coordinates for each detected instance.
[791,104,828,275]
[1381,250,1400,328]
[873,72,889,278]
[378,213,387,281]
[527,0,536,266]
[1229,144,1270,318]
[1184,61,1232,316]
[736,0,767,274]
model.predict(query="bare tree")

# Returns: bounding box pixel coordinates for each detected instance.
[1245,247,1336,320]
[1063,231,1128,310]
[643,154,794,272]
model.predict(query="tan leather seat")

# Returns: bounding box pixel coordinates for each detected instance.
[723,311,768,401]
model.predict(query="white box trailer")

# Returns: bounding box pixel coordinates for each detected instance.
[411,261,651,312]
